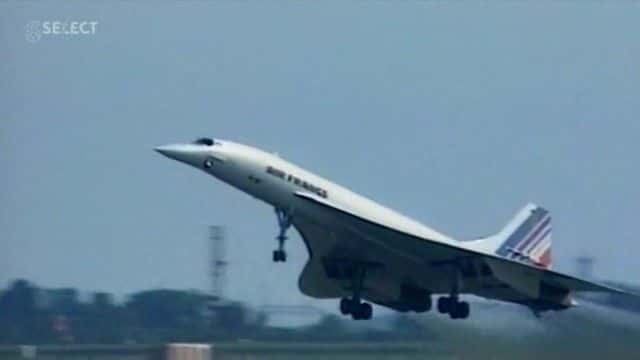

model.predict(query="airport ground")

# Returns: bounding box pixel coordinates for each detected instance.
[2,279,639,359]
[1,300,639,359]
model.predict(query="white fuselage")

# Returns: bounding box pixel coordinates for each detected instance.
[192,140,457,247]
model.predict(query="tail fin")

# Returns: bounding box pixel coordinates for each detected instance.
[491,203,553,268]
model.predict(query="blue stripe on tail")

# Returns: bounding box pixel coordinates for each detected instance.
[496,207,549,258]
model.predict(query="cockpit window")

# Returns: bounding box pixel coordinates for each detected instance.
[194,138,215,146]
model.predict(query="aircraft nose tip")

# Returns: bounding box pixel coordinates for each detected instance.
[154,144,183,160]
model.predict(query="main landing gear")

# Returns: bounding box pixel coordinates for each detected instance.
[436,265,470,319]
[338,267,373,320]
[340,298,373,320]
[437,296,470,319]
[272,208,292,263]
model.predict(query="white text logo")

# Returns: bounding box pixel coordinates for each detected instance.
[26,20,99,43]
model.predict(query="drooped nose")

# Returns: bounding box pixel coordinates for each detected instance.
[154,144,184,160]
[154,143,206,167]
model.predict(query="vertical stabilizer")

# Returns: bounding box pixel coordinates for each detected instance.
[486,204,553,268]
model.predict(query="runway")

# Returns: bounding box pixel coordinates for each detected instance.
[410,298,640,358]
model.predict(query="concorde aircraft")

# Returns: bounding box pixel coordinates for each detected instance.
[155,138,631,320]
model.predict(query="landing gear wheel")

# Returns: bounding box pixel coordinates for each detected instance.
[340,298,352,315]
[272,250,287,262]
[444,299,470,320]
[457,301,470,319]
[449,301,463,319]
[337,263,375,320]
[437,297,451,314]
[360,302,373,320]
[339,297,373,320]
[350,302,373,320]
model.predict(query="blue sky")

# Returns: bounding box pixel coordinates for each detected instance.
[1,2,639,308]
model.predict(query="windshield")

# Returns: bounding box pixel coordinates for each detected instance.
[194,137,215,146]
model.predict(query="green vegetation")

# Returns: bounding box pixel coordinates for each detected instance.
[2,279,639,358]
[0,279,427,345]
[0,279,253,344]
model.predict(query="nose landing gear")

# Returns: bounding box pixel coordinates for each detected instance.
[272,208,292,262]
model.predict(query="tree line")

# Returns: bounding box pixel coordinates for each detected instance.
[0,279,429,344]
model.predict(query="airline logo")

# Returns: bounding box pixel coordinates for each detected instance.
[266,165,328,198]
[496,207,552,268]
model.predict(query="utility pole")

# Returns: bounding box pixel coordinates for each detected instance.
[209,225,227,302]
[576,256,595,279]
